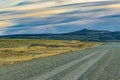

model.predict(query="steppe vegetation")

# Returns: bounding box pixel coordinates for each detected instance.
[0,39,100,66]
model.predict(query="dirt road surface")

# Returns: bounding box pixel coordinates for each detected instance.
[0,43,120,80]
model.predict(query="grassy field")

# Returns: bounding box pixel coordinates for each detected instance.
[0,39,101,66]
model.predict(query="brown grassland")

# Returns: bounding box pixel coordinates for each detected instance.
[0,39,101,66]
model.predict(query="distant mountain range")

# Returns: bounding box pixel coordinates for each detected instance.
[0,29,120,42]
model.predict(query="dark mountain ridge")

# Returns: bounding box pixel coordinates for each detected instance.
[0,29,120,42]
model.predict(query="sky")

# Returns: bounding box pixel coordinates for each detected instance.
[0,0,120,35]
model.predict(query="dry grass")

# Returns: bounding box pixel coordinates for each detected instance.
[0,39,101,66]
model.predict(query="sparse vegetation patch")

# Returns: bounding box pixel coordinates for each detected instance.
[0,39,101,66]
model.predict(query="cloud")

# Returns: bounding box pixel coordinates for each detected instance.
[0,6,78,21]
[106,4,120,8]
[1,19,95,35]
[0,21,16,27]
[0,0,120,35]
[0,1,56,11]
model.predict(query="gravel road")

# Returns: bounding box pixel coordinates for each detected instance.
[0,43,120,80]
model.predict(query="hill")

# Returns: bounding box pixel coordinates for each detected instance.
[0,29,120,41]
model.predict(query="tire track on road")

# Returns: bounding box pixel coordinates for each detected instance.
[61,50,108,80]
[31,51,99,80]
